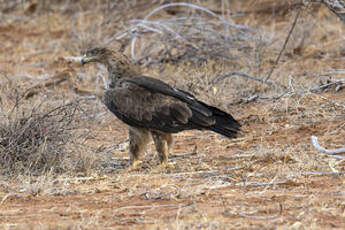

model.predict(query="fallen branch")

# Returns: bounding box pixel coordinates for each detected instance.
[114,202,192,212]
[322,0,345,23]
[228,79,345,105]
[238,203,283,220]
[311,136,345,155]
[303,171,345,176]
[212,71,273,86]
[170,151,197,159]
[310,79,345,92]
[235,181,288,187]
[24,71,72,98]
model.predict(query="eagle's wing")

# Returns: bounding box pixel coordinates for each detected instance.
[104,76,214,133]
[104,76,240,136]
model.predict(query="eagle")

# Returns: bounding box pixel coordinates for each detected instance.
[81,47,241,170]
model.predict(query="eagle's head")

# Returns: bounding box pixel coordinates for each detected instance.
[81,47,112,65]
[82,46,138,80]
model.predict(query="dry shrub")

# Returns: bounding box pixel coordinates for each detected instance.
[116,2,260,68]
[0,95,80,175]
[0,77,111,176]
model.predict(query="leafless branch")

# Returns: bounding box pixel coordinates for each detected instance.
[238,203,283,220]
[311,136,345,155]
[128,2,254,60]
[322,0,345,23]
[228,79,345,105]
[212,71,274,86]
[235,181,288,187]
[114,202,192,212]
[264,7,301,82]
[303,171,345,176]
[107,2,258,67]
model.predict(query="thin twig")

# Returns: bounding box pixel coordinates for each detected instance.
[264,7,301,82]
[303,171,345,176]
[114,202,192,212]
[129,2,254,60]
[229,79,345,105]
[235,181,288,187]
[322,0,345,23]
[213,71,273,86]
[311,136,345,155]
[170,151,197,159]
[238,203,283,220]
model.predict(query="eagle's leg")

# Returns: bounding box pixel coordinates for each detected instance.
[152,131,173,165]
[128,127,150,170]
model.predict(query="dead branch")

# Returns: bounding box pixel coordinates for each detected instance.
[128,2,254,60]
[322,0,345,23]
[238,203,283,220]
[170,150,197,159]
[311,136,345,155]
[303,171,345,176]
[24,71,71,98]
[108,2,258,68]
[235,181,288,187]
[212,71,274,87]
[264,7,301,82]
[228,78,345,105]
[114,202,192,212]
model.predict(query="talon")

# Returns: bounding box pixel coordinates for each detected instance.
[121,160,140,173]
[153,161,175,171]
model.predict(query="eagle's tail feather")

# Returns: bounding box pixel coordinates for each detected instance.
[203,104,241,138]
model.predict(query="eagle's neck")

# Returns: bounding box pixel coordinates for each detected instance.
[105,54,138,88]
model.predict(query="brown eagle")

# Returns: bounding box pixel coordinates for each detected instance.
[82,47,241,170]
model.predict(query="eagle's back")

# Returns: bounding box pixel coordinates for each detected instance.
[104,78,197,133]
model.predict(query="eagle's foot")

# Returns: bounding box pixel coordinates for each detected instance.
[121,160,141,173]
[152,161,175,172]
[121,166,136,173]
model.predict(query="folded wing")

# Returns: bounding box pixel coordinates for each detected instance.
[104,76,241,137]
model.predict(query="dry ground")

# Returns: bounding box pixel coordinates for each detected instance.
[0,1,344,229]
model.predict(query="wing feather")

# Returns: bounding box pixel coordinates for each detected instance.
[104,76,240,137]
[104,80,194,132]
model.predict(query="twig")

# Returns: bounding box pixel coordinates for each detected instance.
[264,7,301,82]
[229,79,345,105]
[212,71,273,86]
[129,2,254,60]
[238,203,283,220]
[114,202,192,212]
[53,176,105,183]
[303,171,345,176]
[311,136,345,155]
[235,181,288,187]
[170,151,197,159]
[24,71,72,98]
[124,170,219,177]
[322,0,345,23]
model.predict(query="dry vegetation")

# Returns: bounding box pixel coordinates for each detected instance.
[0,0,345,229]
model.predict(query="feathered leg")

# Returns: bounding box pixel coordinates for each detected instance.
[152,131,173,165]
[127,127,150,170]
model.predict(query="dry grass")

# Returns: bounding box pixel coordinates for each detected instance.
[0,0,345,229]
